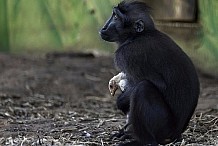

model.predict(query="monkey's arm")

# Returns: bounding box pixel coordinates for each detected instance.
[108,72,128,96]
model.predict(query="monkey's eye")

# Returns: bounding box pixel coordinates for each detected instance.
[113,13,118,20]
[114,14,118,19]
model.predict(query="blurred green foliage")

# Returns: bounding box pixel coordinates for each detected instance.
[0,0,218,76]
[0,0,120,53]
[195,0,218,76]
[0,0,9,51]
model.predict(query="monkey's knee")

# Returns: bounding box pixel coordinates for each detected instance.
[129,80,175,144]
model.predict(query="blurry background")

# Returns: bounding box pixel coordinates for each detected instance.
[0,0,218,77]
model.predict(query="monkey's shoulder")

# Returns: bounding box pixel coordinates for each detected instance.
[115,30,195,75]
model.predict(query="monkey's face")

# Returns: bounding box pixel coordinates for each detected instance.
[99,8,129,43]
[99,3,152,44]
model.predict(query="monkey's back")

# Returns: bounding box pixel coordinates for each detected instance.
[115,30,200,136]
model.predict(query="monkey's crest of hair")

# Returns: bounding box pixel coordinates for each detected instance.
[117,1,151,14]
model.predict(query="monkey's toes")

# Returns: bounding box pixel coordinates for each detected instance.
[110,130,125,140]
[110,130,132,141]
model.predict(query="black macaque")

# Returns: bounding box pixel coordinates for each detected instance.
[99,1,200,146]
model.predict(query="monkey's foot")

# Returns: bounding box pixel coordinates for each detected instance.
[110,132,132,141]
[110,129,125,140]
[110,129,132,141]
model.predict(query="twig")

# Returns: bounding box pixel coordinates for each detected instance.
[21,137,27,146]
[101,139,104,146]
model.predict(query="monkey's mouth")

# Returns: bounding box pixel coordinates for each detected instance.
[99,31,110,40]
[99,32,116,42]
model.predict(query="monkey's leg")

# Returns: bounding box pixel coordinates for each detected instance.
[119,80,175,146]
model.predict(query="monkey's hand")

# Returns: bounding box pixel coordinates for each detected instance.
[109,72,127,96]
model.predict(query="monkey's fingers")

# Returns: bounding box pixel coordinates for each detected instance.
[110,130,132,141]
[110,129,125,140]
[119,134,132,141]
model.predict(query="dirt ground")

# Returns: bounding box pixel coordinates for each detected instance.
[0,52,217,146]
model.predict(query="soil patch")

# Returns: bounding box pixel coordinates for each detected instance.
[0,53,217,145]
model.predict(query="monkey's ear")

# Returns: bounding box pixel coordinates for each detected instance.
[134,20,144,33]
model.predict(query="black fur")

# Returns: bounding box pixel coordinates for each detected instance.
[99,1,200,145]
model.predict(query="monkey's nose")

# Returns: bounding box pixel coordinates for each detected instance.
[99,29,109,40]
[101,26,107,30]
[99,28,106,35]
[99,29,104,35]
[98,30,103,35]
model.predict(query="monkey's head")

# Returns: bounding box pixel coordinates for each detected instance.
[99,1,155,44]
